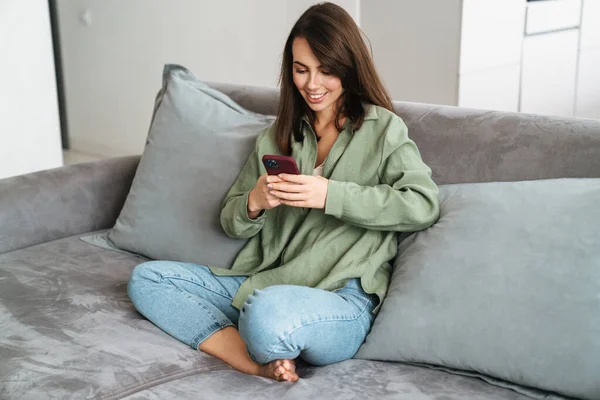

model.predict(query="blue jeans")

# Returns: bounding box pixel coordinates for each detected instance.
[127,261,377,365]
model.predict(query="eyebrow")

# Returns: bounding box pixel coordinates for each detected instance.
[293,61,322,69]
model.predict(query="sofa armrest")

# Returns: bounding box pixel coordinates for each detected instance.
[0,156,140,254]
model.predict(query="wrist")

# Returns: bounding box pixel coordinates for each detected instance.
[247,190,262,214]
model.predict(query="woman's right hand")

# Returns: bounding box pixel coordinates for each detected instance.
[247,174,283,219]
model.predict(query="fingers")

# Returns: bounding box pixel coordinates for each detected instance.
[253,174,283,210]
[258,174,321,209]
[278,173,309,183]
[267,182,305,193]
[266,198,281,209]
[266,175,284,184]
[270,190,304,201]
[279,200,305,208]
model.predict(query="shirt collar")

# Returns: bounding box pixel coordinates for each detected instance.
[363,103,379,121]
[301,103,379,127]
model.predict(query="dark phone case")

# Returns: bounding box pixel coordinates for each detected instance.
[262,154,300,175]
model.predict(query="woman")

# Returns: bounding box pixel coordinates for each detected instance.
[128,2,439,383]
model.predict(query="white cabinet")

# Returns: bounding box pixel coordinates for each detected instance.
[459,65,521,112]
[576,47,600,119]
[578,0,600,50]
[458,0,526,112]
[520,30,579,117]
[519,0,584,118]
[459,0,525,74]
[576,0,600,119]
[525,0,582,35]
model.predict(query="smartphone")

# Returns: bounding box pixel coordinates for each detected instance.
[262,154,300,175]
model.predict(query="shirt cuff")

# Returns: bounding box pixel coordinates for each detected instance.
[237,191,267,224]
[324,180,345,219]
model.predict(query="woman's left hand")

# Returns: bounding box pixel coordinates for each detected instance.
[267,174,329,209]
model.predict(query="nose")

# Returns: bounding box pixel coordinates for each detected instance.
[307,72,320,91]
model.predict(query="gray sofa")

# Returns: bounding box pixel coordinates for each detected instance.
[1,81,599,400]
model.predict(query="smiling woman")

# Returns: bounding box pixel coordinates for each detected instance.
[275,4,393,155]
[291,40,344,113]
[291,38,345,153]
[127,1,440,385]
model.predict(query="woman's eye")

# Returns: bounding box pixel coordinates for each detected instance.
[321,70,331,76]
[295,70,307,74]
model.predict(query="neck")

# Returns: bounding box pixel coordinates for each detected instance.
[315,111,335,129]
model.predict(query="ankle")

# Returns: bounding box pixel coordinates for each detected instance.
[247,362,263,377]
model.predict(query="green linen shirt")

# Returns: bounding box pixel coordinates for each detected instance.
[211,104,440,314]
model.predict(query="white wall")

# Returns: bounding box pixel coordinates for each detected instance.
[0,0,63,180]
[360,0,462,105]
[56,0,359,158]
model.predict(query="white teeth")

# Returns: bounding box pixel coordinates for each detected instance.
[308,93,325,99]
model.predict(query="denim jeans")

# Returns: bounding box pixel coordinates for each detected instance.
[127,261,377,365]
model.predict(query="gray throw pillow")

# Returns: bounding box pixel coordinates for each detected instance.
[83,64,274,268]
[356,178,600,400]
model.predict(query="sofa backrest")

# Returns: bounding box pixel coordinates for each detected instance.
[208,81,600,185]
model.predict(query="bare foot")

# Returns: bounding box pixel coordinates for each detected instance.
[258,359,299,382]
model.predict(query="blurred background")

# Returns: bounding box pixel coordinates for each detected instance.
[1,0,599,179]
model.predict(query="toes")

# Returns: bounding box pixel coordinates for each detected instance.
[265,359,299,382]
[283,359,296,372]
[287,372,299,382]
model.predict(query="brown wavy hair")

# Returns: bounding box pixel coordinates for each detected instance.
[274,2,393,155]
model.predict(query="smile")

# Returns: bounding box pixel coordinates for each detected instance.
[307,92,327,103]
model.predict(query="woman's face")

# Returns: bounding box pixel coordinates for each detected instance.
[291,37,343,116]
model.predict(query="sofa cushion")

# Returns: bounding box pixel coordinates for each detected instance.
[83,64,274,269]
[122,359,540,400]
[0,233,227,399]
[356,178,600,400]
[391,103,600,185]
[0,234,535,399]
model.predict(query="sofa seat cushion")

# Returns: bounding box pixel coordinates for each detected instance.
[0,234,536,400]
[0,233,226,399]
[122,359,538,400]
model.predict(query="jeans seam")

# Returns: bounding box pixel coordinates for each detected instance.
[191,320,234,350]
[160,274,235,302]
[261,298,373,364]
[170,283,234,349]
